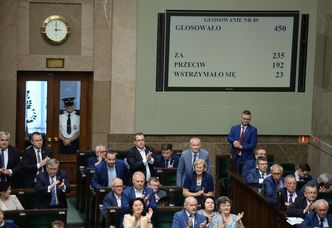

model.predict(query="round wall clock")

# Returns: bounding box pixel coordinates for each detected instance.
[41,15,70,45]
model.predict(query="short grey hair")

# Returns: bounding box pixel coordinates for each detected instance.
[47,158,60,167]
[313,199,329,209]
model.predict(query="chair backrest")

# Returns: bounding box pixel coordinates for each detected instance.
[154,168,177,186]
[11,188,36,209]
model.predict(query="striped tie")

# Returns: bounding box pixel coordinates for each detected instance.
[50,178,57,206]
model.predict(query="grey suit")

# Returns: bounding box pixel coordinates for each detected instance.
[176,149,211,186]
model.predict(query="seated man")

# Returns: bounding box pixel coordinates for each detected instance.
[86,145,107,170]
[282,175,299,207]
[91,150,129,189]
[287,185,318,218]
[121,171,157,214]
[263,164,285,205]
[302,172,332,193]
[245,156,268,187]
[102,178,124,216]
[34,158,71,209]
[172,196,206,228]
[147,177,168,205]
[291,163,312,191]
[299,199,332,227]
[242,148,267,178]
[154,144,180,168]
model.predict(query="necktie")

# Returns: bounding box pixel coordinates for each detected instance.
[261,173,265,179]
[50,178,57,206]
[193,154,197,164]
[37,150,43,172]
[0,150,4,168]
[165,160,169,168]
[0,150,4,181]
[67,113,71,135]
[237,127,245,155]
[320,218,324,228]
[289,193,293,203]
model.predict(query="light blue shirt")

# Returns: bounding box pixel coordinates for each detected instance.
[107,165,116,186]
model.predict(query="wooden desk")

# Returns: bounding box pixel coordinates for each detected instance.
[228,171,293,228]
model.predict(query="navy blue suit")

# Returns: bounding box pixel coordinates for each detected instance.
[241,159,256,178]
[227,124,257,165]
[172,210,206,228]
[121,186,157,214]
[299,212,332,228]
[34,170,71,209]
[263,175,285,205]
[245,168,267,186]
[102,191,119,215]
[1,221,19,228]
[154,154,180,168]
[91,160,129,189]
[86,155,98,169]
[183,172,214,193]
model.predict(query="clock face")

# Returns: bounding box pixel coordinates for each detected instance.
[41,15,70,45]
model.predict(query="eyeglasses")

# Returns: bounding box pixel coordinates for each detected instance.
[113,185,123,188]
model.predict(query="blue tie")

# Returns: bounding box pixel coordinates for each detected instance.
[50,178,57,206]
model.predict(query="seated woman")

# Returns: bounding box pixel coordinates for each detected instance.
[182,159,214,204]
[210,196,244,228]
[0,182,24,210]
[197,196,217,226]
[123,197,153,228]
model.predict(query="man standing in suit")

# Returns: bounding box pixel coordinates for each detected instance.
[245,156,268,187]
[227,110,258,168]
[91,150,129,189]
[34,158,71,209]
[0,131,22,188]
[299,199,332,227]
[127,132,154,182]
[102,178,123,216]
[287,185,318,218]
[22,132,52,188]
[291,163,313,191]
[263,164,285,205]
[121,171,157,214]
[172,196,206,228]
[154,144,180,168]
[176,137,211,186]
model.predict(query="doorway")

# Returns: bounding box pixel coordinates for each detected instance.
[16,71,92,186]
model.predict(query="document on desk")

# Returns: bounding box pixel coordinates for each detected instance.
[286,217,304,225]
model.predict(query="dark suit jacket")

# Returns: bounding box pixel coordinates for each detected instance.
[1,221,19,228]
[4,145,23,188]
[172,210,206,228]
[102,191,119,215]
[263,175,285,205]
[183,172,214,193]
[34,170,71,209]
[245,168,267,186]
[91,160,129,189]
[22,146,52,188]
[86,155,98,169]
[121,186,157,214]
[154,154,180,168]
[227,124,257,163]
[126,146,155,178]
[299,212,332,228]
[287,196,310,218]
